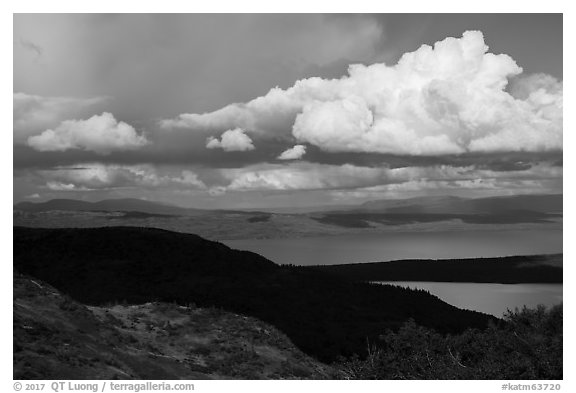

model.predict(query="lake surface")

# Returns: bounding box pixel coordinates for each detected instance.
[223,229,562,266]
[224,230,563,317]
[374,282,563,317]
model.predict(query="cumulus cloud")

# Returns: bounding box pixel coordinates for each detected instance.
[206,128,255,152]
[278,145,306,160]
[46,181,92,192]
[14,93,109,143]
[509,73,562,101]
[27,112,149,155]
[162,31,562,156]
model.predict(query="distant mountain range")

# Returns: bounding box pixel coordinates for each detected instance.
[14,194,562,216]
[13,194,563,234]
[308,194,562,228]
[356,194,562,215]
[14,198,201,216]
[13,198,275,217]
[13,226,494,362]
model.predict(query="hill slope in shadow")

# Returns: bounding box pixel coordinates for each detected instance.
[310,254,563,284]
[13,226,495,362]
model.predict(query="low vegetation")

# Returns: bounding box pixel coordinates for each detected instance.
[338,304,562,379]
[14,273,334,379]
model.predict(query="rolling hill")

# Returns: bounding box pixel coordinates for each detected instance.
[13,226,495,362]
[14,272,333,379]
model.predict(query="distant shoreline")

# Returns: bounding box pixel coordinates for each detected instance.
[307,254,563,284]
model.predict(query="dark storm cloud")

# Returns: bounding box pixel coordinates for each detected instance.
[14,14,383,123]
[303,148,563,172]
[14,138,291,170]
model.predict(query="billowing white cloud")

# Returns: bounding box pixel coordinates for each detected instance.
[14,92,108,143]
[206,128,255,152]
[278,145,306,160]
[46,181,91,192]
[162,31,562,156]
[27,112,149,155]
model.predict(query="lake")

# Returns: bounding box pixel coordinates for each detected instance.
[223,229,563,316]
[374,281,563,317]
[222,229,563,266]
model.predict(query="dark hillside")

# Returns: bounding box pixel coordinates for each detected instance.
[310,255,563,284]
[14,226,495,362]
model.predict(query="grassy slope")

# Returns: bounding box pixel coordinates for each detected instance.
[14,273,334,380]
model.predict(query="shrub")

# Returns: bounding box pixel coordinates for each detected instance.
[337,304,562,380]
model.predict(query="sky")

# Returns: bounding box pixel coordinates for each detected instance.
[13,14,563,209]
